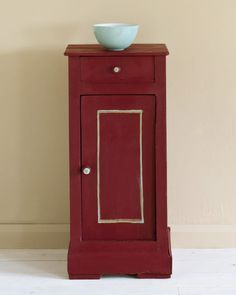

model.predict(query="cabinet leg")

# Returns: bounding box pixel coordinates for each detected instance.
[136,273,171,279]
[69,274,101,280]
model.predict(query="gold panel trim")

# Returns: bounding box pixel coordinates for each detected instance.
[97,110,144,224]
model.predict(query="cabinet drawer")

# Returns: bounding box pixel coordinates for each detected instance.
[80,56,155,83]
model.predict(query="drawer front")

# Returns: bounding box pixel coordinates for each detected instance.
[80,56,155,83]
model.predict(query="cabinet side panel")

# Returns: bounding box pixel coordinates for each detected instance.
[68,57,82,249]
[155,56,169,251]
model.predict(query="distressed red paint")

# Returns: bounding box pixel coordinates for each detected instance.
[64,44,172,279]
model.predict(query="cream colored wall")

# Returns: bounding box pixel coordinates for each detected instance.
[1,0,236,248]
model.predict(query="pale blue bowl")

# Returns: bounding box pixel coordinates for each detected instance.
[93,23,139,51]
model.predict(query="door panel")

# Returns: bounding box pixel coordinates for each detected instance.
[81,95,156,240]
[99,110,143,223]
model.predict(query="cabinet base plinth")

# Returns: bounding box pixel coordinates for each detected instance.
[68,228,172,280]
[69,273,171,280]
[136,273,171,279]
[69,274,101,280]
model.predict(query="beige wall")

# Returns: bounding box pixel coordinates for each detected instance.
[1,0,236,248]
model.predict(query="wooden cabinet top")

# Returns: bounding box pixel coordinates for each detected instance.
[64,44,169,56]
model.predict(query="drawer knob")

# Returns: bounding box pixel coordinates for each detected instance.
[113,66,121,73]
[82,167,91,175]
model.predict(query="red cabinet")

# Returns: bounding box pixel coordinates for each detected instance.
[65,44,172,279]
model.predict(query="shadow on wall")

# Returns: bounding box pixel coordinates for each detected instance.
[0,48,70,226]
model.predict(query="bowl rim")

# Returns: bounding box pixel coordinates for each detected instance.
[93,23,139,28]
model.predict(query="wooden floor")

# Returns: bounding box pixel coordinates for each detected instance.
[0,249,236,294]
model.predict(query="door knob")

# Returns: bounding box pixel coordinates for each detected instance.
[82,167,91,175]
[113,66,121,73]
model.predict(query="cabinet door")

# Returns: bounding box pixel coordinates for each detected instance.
[81,95,156,240]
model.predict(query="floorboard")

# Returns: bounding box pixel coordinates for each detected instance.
[0,249,235,295]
